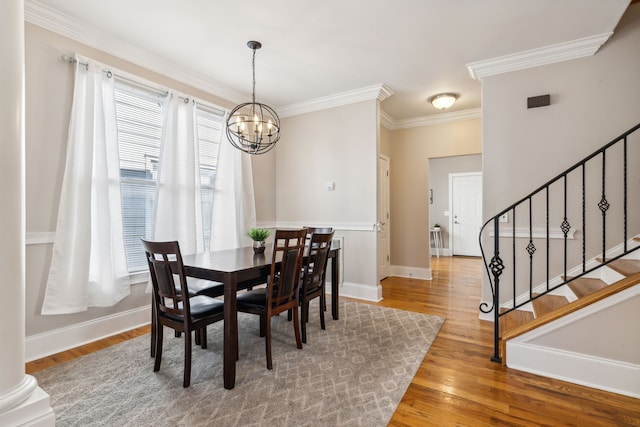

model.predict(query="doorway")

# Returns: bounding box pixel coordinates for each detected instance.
[428,154,482,257]
[449,172,482,256]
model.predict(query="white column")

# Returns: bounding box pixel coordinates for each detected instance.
[0,1,55,425]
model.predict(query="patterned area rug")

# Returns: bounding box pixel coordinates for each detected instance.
[34,300,444,426]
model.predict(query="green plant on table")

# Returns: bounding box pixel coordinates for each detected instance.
[246,227,271,241]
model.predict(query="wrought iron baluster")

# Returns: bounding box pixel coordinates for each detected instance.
[623,136,628,251]
[582,164,586,273]
[512,207,516,308]
[546,186,550,290]
[561,175,571,283]
[599,151,609,261]
[527,197,536,298]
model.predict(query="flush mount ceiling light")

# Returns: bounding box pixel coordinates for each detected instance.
[226,41,281,155]
[429,93,459,110]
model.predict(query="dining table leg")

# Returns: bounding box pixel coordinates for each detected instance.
[331,250,339,320]
[223,273,238,389]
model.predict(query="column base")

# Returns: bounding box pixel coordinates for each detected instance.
[0,377,54,427]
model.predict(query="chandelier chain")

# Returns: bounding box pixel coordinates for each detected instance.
[252,48,256,105]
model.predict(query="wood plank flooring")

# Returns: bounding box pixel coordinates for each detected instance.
[26,256,640,426]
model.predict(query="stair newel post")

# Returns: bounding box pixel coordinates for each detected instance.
[490,216,504,363]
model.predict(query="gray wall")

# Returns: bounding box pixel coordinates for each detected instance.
[428,154,482,250]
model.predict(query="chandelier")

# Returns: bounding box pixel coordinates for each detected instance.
[226,41,281,155]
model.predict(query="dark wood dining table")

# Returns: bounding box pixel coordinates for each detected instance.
[181,245,341,389]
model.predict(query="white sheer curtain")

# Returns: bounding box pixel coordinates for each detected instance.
[152,95,204,255]
[42,55,130,314]
[210,114,257,251]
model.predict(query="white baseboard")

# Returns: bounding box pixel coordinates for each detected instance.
[430,247,452,257]
[389,265,432,280]
[25,306,151,362]
[336,281,383,302]
[507,343,640,398]
[506,285,640,397]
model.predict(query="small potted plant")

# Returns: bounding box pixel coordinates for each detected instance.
[247,227,271,254]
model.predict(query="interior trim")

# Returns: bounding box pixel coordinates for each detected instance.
[278,83,393,118]
[381,108,482,130]
[25,306,150,362]
[26,232,55,245]
[466,33,613,80]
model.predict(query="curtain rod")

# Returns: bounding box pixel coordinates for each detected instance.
[62,54,169,98]
[61,54,228,116]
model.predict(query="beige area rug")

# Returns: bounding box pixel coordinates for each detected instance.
[34,300,444,426]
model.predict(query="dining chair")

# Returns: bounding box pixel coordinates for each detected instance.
[236,228,307,369]
[304,226,333,310]
[147,265,224,357]
[142,239,225,387]
[299,230,334,343]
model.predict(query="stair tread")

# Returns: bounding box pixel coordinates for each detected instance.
[531,294,568,317]
[499,308,534,335]
[604,259,640,276]
[567,277,608,298]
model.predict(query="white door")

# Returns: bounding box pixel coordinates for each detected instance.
[378,155,390,280]
[450,173,482,256]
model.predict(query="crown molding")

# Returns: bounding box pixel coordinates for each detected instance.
[467,33,613,81]
[380,108,482,130]
[278,83,394,118]
[380,110,395,129]
[24,0,246,104]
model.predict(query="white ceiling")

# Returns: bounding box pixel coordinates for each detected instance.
[27,0,631,122]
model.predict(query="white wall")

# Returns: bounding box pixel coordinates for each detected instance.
[273,101,380,299]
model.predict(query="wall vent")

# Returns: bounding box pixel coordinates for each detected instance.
[527,94,551,109]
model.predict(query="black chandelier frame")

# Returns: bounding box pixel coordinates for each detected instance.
[226,41,281,155]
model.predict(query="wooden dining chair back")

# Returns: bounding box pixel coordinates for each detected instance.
[303,226,333,247]
[302,227,334,311]
[236,228,307,369]
[142,239,224,387]
[299,230,334,343]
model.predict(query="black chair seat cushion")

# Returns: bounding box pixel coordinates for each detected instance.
[236,288,268,307]
[186,278,225,297]
[162,295,224,322]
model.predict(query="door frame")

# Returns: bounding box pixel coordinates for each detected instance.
[377,154,390,281]
[448,172,482,256]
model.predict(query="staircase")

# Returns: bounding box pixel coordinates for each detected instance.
[499,252,640,361]
[479,122,640,373]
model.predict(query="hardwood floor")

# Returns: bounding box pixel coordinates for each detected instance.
[26,256,640,426]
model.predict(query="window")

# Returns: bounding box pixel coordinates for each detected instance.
[114,80,223,273]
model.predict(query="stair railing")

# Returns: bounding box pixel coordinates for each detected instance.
[479,122,640,363]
